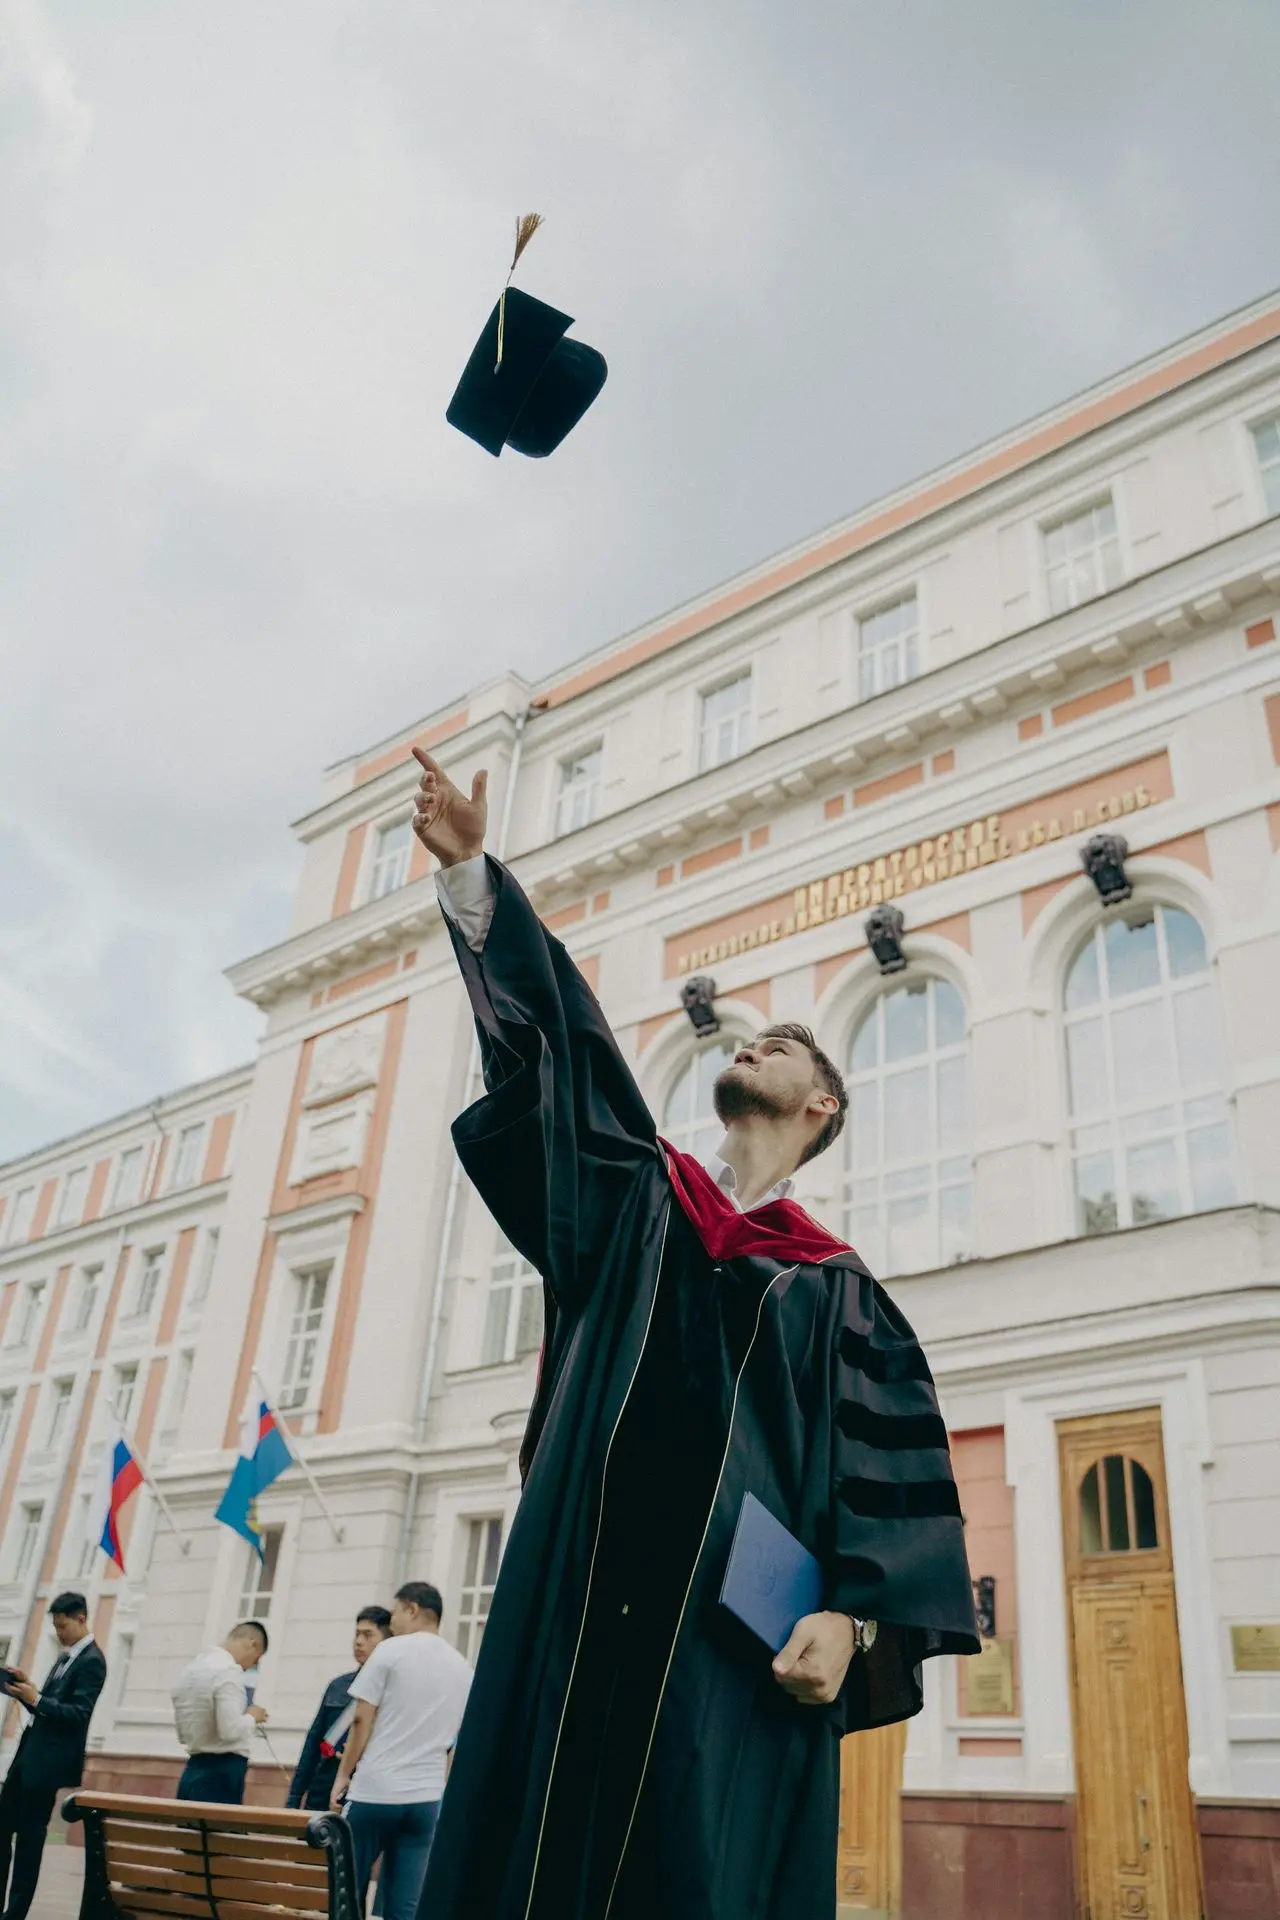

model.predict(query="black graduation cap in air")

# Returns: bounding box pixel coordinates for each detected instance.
[446,215,608,458]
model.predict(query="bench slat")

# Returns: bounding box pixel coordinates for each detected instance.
[76,1791,314,1835]
[105,1862,331,1915]
[101,1821,320,1864]
[101,1893,330,1920]
[107,1840,328,1886]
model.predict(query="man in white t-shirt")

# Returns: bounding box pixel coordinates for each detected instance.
[332,1580,472,1920]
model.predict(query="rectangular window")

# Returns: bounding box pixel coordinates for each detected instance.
[11,1281,46,1348]
[73,1265,102,1334]
[45,1379,75,1451]
[456,1517,503,1664]
[481,1241,544,1367]
[170,1124,206,1191]
[1043,495,1123,613]
[698,672,754,771]
[857,593,920,701]
[56,1167,89,1230]
[368,818,413,901]
[279,1264,331,1411]
[555,745,602,838]
[161,1350,195,1445]
[113,1363,139,1429]
[110,1146,146,1210]
[113,1632,136,1709]
[131,1248,166,1319]
[0,1390,16,1451]
[237,1525,284,1622]
[1252,414,1280,515]
[14,1505,44,1581]
[190,1227,219,1306]
[5,1188,35,1246]
[77,1494,98,1577]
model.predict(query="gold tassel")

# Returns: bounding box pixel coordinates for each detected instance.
[496,212,544,372]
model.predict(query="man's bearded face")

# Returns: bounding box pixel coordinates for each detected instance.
[713,1037,816,1127]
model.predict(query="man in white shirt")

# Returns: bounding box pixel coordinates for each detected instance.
[331,1581,471,1920]
[171,1621,269,1804]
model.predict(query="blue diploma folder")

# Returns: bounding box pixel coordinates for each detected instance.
[719,1492,825,1654]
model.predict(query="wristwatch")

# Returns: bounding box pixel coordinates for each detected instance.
[847,1616,878,1654]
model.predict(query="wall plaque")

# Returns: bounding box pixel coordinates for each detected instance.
[965,1636,1016,1715]
[1231,1625,1280,1672]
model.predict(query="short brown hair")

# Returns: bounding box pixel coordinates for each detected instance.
[757,1023,847,1165]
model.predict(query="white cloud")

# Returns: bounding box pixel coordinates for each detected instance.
[1,0,1277,1159]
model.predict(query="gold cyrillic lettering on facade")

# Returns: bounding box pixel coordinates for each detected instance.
[671,777,1163,969]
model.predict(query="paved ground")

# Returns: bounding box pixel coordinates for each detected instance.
[32,1842,83,1918]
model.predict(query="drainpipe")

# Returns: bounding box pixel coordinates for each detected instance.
[395,703,536,1581]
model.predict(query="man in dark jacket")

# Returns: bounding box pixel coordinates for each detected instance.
[288,1605,392,1811]
[0,1590,107,1920]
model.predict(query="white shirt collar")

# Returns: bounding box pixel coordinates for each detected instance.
[54,1633,94,1670]
[703,1152,794,1213]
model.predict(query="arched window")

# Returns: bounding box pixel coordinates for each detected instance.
[662,1037,737,1163]
[1078,1455,1159,1555]
[844,978,972,1277]
[1064,905,1235,1236]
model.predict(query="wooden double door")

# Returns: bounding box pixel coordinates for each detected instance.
[1059,1408,1204,1920]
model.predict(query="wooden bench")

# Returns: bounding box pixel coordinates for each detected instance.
[63,1792,360,1920]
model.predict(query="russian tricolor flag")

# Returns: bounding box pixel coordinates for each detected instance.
[215,1400,293,1558]
[87,1421,144,1572]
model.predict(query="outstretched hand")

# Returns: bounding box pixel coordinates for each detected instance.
[411,747,488,869]
[771,1612,855,1706]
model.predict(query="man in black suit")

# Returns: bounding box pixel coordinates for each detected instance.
[0,1590,107,1920]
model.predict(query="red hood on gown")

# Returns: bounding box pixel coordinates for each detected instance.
[658,1138,856,1267]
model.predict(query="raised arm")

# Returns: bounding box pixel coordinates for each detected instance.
[413,749,657,1313]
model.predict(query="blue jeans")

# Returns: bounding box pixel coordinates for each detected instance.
[346,1799,439,1920]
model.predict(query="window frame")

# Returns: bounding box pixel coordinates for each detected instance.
[129,1247,167,1322]
[854,587,922,704]
[696,669,755,773]
[110,1145,147,1212]
[454,1515,504,1665]
[1062,903,1237,1238]
[13,1503,44,1582]
[71,1264,103,1335]
[278,1261,335,1413]
[1247,408,1280,518]
[553,742,604,839]
[44,1377,76,1452]
[169,1123,207,1193]
[841,976,974,1278]
[10,1279,48,1349]
[189,1227,219,1307]
[237,1523,286,1624]
[112,1362,140,1430]
[4,1187,36,1247]
[1040,489,1126,616]
[0,1390,16,1452]
[364,814,415,904]
[56,1167,89,1231]
[480,1238,544,1368]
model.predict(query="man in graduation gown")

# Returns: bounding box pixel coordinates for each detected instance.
[411,748,978,1920]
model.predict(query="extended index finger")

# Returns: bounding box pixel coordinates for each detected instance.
[411,746,446,777]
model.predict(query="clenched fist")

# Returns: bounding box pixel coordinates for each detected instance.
[411,747,488,869]
[771,1612,855,1706]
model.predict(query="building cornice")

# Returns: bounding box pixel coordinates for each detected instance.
[224,519,1280,1008]
[0,1178,231,1275]
[0,1065,253,1185]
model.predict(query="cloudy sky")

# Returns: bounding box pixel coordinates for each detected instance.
[2,0,1278,1162]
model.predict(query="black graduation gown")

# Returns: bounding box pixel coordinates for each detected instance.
[419,858,979,1920]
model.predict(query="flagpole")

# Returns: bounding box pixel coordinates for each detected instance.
[251,1370,345,1545]
[109,1399,192,1556]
